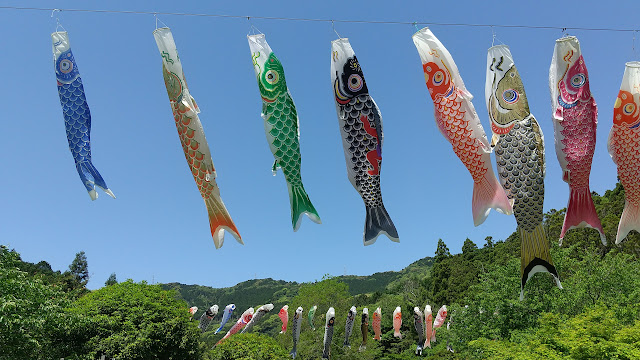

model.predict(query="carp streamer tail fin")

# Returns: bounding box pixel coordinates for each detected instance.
[520,223,562,300]
[616,201,640,244]
[288,184,321,231]
[560,185,605,245]
[204,196,243,249]
[471,172,512,226]
[77,161,115,200]
[364,204,399,245]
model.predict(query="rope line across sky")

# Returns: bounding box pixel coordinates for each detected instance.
[1,5,638,33]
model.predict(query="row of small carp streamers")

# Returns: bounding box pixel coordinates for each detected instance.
[53,26,640,296]
[189,303,448,357]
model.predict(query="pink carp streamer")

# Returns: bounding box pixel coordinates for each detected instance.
[549,36,605,245]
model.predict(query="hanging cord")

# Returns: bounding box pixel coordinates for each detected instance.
[491,25,496,46]
[0,6,636,33]
[332,20,341,39]
[154,13,169,30]
[489,26,504,47]
[412,22,421,32]
[247,16,263,36]
[51,8,66,32]
[633,30,638,60]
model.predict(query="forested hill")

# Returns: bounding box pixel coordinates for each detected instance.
[6,183,640,359]
[162,256,434,321]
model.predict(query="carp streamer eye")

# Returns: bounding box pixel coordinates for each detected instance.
[570,73,586,88]
[265,70,279,85]
[502,89,519,104]
[59,59,73,74]
[347,74,363,92]
[623,102,636,116]
[432,70,445,86]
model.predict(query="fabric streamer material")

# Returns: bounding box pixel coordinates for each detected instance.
[323,307,335,359]
[359,307,369,351]
[214,304,236,334]
[153,27,242,249]
[412,27,512,226]
[307,305,317,331]
[290,306,303,358]
[331,38,399,245]
[241,303,273,334]
[343,306,357,347]
[413,307,425,355]
[393,306,402,338]
[216,307,254,346]
[372,307,382,341]
[608,61,640,244]
[431,305,447,342]
[198,305,218,333]
[52,31,115,201]
[424,305,432,348]
[549,36,605,245]
[278,305,289,334]
[248,33,321,231]
[485,44,562,299]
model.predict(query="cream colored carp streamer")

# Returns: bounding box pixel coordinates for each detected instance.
[153,27,242,249]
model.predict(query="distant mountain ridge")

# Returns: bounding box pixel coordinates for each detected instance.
[161,256,434,321]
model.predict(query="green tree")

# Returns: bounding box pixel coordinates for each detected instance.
[468,307,640,360]
[483,236,494,249]
[69,251,89,287]
[105,272,118,286]
[208,333,288,359]
[434,239,451,260]
[0,246,87,360]
[462,238,478,256]
[68,280,203,359]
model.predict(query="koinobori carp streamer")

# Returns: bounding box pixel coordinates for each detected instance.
[248,33,321,231]
[154,27,242,249]
[608,61,640,244]
[412,27,512,226]
[331,38,399,245]
[52,31,115,201]
[485,45,562,299]
[549,36,605,245]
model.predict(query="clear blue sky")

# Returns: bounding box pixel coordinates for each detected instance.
[2,1,638,290]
